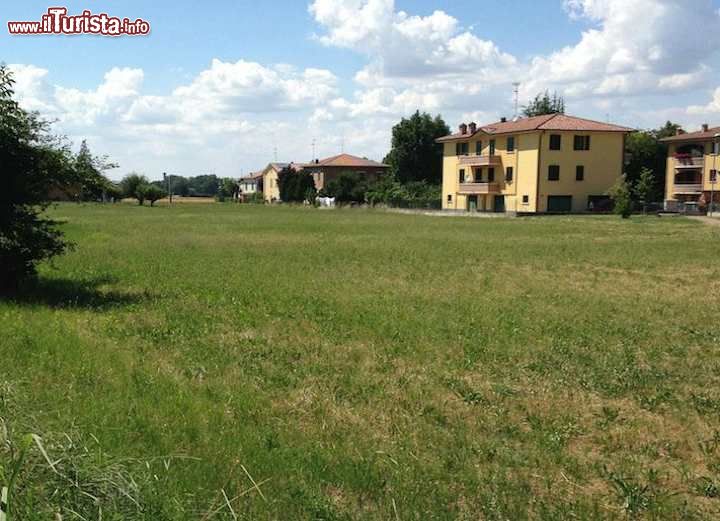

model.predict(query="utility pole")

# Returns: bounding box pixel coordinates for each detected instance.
[163,172,172,204]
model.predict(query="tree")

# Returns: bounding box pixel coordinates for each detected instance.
[522,91,565,117]
[143,184,166,206]
[323,171,368,203]
[120,173,149,205]
[74,139,118,201]
[609,175,633,219]
[0,65,76,292]
[625,121,682,196]
[218,178,239,201]
[277,167,316,202]
[633,167,656,214]
[384,111,450,184]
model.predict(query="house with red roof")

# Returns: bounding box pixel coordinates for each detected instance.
[659,124,720,211]
[261,154,389,202]
[436,113,633,213]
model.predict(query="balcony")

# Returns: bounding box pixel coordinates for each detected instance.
[458,182,500,194]
[674,156,704,169]
[458,154,502,167]
[673,183,703,194]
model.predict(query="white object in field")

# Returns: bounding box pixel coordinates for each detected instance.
[317,197,336,208]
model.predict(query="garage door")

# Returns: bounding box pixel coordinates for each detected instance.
[547,195,572,213]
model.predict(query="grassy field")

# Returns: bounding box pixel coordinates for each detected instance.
[1,204,720,520]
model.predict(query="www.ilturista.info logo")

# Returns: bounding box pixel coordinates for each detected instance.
[8,7,150,36]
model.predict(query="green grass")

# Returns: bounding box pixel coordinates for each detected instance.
[2,203,720,519]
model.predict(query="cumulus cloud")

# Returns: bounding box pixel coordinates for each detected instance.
[8,0,720,180]
[526,0,720,96]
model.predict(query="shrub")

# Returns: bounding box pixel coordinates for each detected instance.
[609,175,633,219]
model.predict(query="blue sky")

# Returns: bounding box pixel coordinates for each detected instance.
[4,0,720,179]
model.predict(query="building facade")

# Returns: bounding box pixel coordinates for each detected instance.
[238,171,263,200]
[303,154,388,192]
[261,154,388,202]
[660,125,720,211]
[436,114,632,213]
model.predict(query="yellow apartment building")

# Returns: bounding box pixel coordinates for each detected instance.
[660,124,720,210]
[436,114,632,213]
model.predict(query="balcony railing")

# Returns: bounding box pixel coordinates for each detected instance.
[673,183,703,194]
[458,182,500,194]
[458,155,502,167]
[674,156,704,169]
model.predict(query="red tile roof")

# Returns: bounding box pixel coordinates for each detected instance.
[436,113,633,142]
[304,153,388,168]
[659,127,720,143]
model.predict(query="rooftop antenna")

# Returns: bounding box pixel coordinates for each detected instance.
[512,82,521,120]
[273,146,278,162]
[312,138,316,161]
[341,136,345,154]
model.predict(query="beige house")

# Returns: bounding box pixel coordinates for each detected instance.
[660,124,720,210]
[436,114,632,213]
[261,154,389,202]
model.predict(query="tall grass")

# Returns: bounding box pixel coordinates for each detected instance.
[1,204,719,519]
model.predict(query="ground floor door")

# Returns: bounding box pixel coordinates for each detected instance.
[547,195,572,213]
[468,195,478,212]
[493,195,505,213]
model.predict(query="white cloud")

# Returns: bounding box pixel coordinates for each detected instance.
[526,0,720,96]
[8,0,720,181]
[688,87,720,114]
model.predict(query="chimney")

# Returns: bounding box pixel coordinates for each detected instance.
[468,122,477,134]
[500,117,507,123]
[676,128,686,136]
[459,123,468,135]
[702,123,709,132]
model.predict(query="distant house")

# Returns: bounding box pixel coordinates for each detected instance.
[260,162,296,202]
[238,171,264,201]
[659,124,720,211]
[260,154,389,202]
[302,154,389,193]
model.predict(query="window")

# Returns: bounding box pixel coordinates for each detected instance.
[488,168,495,182]
[459,169,466,183]
[522,195,529,205]
[447,194,452,203]
[456,142,469,156]
[489,139,496,156]
[712,170,718,183]
[548,165,560,181]
[549,134,562,150]
[574,135,591,151]
[507,136,515,153]
[505,166,514,182]
[713,142,720,155]
[576,165,585,181]
[475,141,483,155]
[474,169,482,182]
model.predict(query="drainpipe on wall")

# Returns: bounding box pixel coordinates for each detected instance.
[535,131,544,213]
